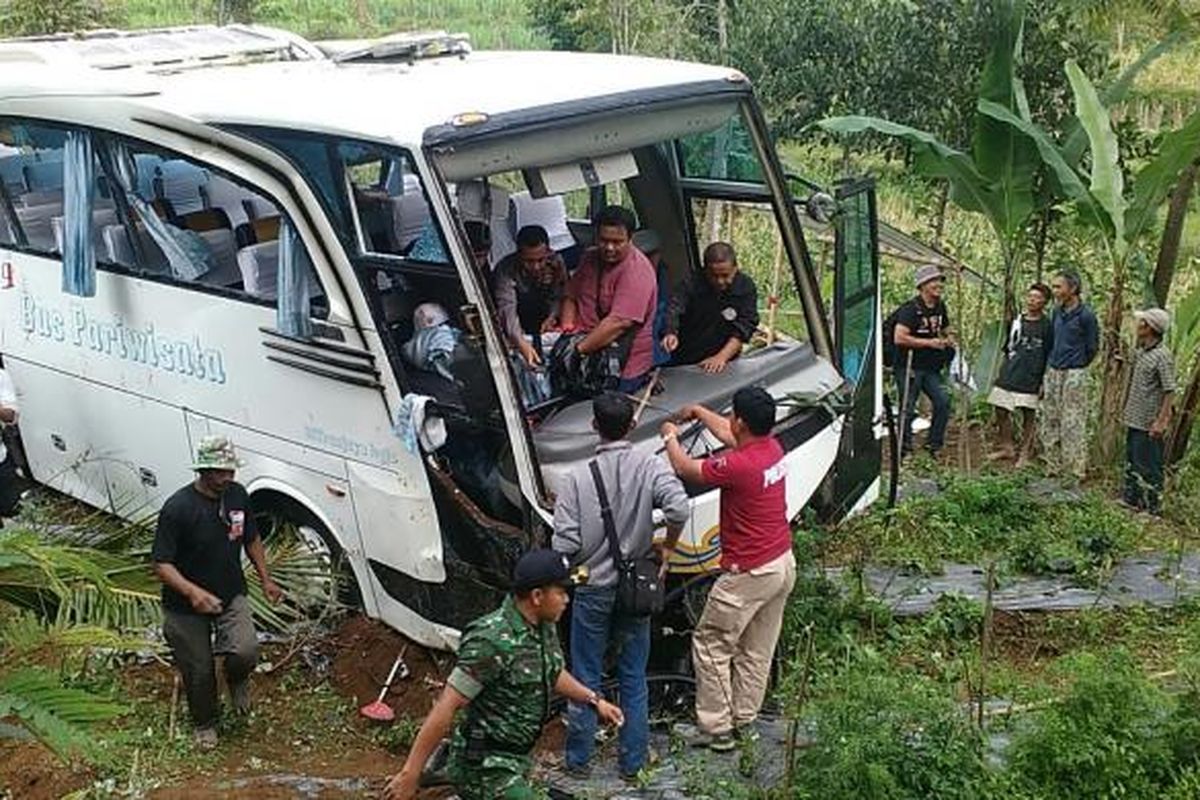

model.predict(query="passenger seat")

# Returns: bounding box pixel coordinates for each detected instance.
[101,223,170,273]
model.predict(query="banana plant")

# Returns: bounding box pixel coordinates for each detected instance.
[980,62,1200,464]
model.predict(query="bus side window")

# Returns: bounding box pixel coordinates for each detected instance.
[0,120,74,255]
[93,137,325,316]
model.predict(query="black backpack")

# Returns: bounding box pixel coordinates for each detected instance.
[881,303,905,369]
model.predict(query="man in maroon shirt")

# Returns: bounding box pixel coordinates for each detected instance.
[660,387,796,751]
[558,205,658,393]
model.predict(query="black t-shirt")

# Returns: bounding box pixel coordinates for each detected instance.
[151,482,258,613]
[893,296,951,372]
[996,315,1053,394]
[669,271,760,365]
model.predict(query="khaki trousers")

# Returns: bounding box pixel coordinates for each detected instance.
[692,550,796,734]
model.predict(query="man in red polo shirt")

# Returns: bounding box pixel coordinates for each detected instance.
[660,387,796,751]
[558,205,658,393]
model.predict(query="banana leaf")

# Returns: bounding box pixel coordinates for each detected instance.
[1125,110,1200,246]
[971,0,1037,243]
[816,116,1007,233]
[1066,60,1125,249]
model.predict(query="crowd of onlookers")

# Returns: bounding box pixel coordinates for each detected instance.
[891,263,1176,514]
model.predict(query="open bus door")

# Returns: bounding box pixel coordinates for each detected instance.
[828,177,883,516]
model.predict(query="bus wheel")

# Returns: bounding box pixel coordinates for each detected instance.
[251,491,362,611]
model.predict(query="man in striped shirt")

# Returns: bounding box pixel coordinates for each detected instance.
[1122,308,1175,514]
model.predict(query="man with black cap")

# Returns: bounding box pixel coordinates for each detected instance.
[384,549,624,800]
[892,264,954,457]
[1122,307,1175,514]
[660,387,796,752]
[1041,268,1100,481]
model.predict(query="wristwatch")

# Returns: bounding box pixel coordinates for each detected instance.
[584,690,601,708]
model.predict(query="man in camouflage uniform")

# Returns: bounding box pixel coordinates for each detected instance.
[384,550,624,800]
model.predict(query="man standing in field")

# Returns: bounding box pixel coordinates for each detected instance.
[660,387,796,751]
[987,283,1054,467]
[892,264,954,457]
[1122,308,1175,514]
[383,549,623,800]
[1040,269,1100,481]
[152,436,283,749]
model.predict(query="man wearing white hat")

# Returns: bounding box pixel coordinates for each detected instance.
[892,264,954,457]
[152,436,283,749]
[1122,308,1175,514]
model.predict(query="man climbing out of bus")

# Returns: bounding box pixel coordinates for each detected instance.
[1040,268,1100,482]
[892,264,954,458]
[661,242,760,374]
[557,205,658,393]
[552,392,689,780]
[151,436,283,750]
[660,388,797,751]
[383,549,624,800]
[492,224,569,367]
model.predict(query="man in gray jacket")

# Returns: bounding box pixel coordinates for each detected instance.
[552,392,689,779]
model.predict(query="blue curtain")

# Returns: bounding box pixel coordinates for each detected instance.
[61,130,96,297]
[276,218,312,337]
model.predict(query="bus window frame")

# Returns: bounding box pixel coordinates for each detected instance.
[0,114,330,315]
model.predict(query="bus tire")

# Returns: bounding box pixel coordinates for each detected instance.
[250,489,363,610]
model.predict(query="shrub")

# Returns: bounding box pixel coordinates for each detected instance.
[792,660,988,800]
[1008,651,1179,800]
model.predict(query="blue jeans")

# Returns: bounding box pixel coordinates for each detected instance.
[895,367,950,453]
[565,586,650,775]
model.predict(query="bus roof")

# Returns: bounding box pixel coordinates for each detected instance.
[0,29,745,148]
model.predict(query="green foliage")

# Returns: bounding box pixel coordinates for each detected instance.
[792,659,988,800]
[0,667,127,761]
[1008,650,1192,799]
[836,473,1143,578]
[1067,60,1127,247]
[0,0,116,35]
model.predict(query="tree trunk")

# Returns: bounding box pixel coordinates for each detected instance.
[1096,270,1130,468]
[1152,161,1198,307]
[1167,353,1200,465]
[1034,204,1051,282]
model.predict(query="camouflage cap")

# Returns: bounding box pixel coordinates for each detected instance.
[191,435,242,472]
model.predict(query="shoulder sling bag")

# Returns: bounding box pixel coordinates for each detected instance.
[588,459,664,616]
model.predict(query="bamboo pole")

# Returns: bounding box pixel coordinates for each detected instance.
[766,234,786,344]
[976,561,995,730]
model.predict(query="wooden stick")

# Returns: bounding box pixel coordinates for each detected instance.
[631,369,659,426]
[766,234,785,344]
[167,673,180,740]
[977,561,995,730]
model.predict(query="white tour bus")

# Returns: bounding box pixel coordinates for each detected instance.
[0,26,882,649]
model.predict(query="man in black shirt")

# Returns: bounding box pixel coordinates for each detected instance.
[987,283,1054,466]
[662,242,759,373]
[893,264,954,456]
[152,436,282,749]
